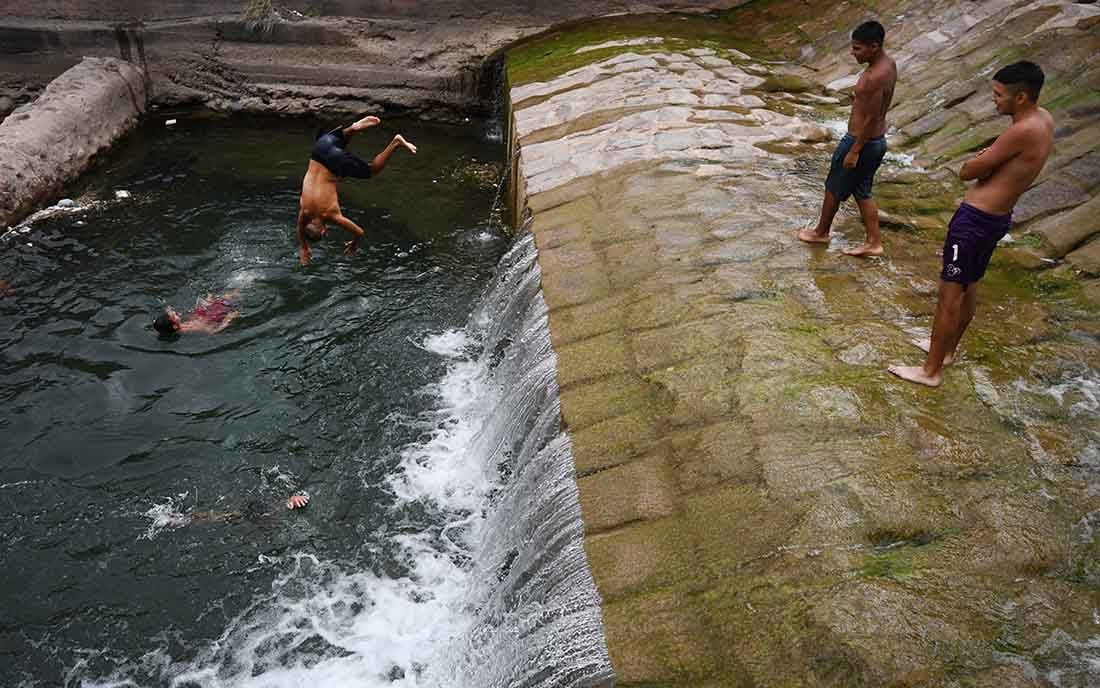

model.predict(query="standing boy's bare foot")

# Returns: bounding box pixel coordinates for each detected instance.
[797,227,830,244]
[351,115,381,131]
[888,365,943,388]
[394,135,417,154]
[842,243,884,257]
[911,337,955,365]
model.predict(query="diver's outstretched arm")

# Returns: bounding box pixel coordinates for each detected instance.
[296,210,312,266]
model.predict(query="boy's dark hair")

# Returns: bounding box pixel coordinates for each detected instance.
[852,21,885,46]
[153,310,177,335]
[994,61,1045,102]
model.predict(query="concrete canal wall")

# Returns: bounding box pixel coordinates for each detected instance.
[0,57,147,231]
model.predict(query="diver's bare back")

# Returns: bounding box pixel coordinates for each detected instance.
[964,109,1054,215]
[850,56,897,137]
[300,160,341,221]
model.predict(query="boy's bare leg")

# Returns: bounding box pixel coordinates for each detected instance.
[889,281,967,387]
[328,212,366,254]
[911,337,956,366]
[910,283,976,365]
[798,190,840,244]
[342,115,381,139]
[368,135,418,177]
[844,197,884,257]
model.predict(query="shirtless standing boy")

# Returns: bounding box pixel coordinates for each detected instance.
[297,115,417,266]
[889,62,1054,387]
[798,20,897,257]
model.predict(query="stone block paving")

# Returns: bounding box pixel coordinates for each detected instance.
[511,43,1100,687]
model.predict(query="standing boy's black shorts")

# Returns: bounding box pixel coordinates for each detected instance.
[941,202,1012,285]
[825,133,888,203]
[311,127,373,179]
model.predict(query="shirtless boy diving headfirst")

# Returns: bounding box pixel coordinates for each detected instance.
[889,62,1054,387]
[798,20,897,257]
[297,115,417,266]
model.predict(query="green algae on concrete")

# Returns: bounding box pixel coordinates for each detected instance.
[505,11,772,87]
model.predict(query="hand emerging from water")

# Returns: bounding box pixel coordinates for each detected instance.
[843,148,860,169]
[343,240,358,256]
[287,493,310,510]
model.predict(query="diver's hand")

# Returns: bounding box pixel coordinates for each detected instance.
[299,246,312,266]
[287,493,310,509]
[343,240,358,256]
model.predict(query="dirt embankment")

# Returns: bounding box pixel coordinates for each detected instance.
[0,57,147,230]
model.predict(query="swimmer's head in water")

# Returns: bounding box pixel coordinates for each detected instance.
[153,307,182,336]
[304,218,327,242]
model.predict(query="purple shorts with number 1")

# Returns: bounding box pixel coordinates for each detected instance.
[941,202,1012,285]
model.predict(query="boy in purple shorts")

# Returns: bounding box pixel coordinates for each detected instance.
[798,21,897,257]
[889,62,1054,387]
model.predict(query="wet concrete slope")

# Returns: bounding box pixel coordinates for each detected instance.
[506,5,1100,686]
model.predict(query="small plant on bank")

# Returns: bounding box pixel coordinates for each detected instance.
[242,0,281,36]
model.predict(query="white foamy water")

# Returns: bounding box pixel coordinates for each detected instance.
[418,329,474,358]
[140,493,194,540]
[820,118,922,169]
[83,233,611,688]
[1043,375,1100,417]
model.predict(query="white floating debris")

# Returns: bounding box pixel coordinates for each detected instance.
[115,190,132,199]
[165,119,177,126]
[74,220,86,227]
[57,198,76,208]
[999,233,1014,244]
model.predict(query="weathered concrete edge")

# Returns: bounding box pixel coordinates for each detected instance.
[0,56,147,229]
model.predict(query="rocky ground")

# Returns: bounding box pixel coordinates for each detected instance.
[507,3,1100,686]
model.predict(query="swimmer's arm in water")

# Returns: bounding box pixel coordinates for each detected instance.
[287,492,310,509]
[208,311,239,334]
[296,209,312,266]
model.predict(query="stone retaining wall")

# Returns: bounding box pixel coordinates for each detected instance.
[0,1,746,124]
[0,57,147,230]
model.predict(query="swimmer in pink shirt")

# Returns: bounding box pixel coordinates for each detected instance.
[153,289,241,336]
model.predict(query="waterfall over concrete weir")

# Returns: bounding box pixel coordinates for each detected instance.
[416,230,615,688]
